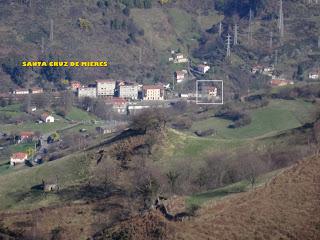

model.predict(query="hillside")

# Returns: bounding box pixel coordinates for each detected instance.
[100,155,320,240]
[0,0,319,95]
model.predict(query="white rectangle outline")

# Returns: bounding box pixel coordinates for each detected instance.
[196,80,224,105]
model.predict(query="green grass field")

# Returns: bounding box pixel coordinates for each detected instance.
[0,104,25,118]
[153,99,317,171]
[191,99,317,139]
[65,107,98,122]
[0,106,97,134]
[0,152,91,210]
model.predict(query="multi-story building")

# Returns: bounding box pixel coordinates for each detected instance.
[78,87,97,98]
[143,85,165,101]
[96,80,116,97]
[119,84,139,100]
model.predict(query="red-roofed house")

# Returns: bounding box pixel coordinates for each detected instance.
[143,85,164,101]
[270,79,294,87]
[41,113,55,123]
[20,131,34,142]
[10,152,28,166]
[105,97,128,114]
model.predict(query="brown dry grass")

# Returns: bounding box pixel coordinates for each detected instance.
[104,156,320,240]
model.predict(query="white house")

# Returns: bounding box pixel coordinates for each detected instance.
[308,71,320,79]
[41,113,55,123]
[10,152,28,166]
[197,64,210,74]
[12,88,29,95]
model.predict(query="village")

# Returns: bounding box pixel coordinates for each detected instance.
[1,49,320,171]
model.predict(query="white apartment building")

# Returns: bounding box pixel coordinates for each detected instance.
[78,87,97,98]
[96,80,116,96]
[119,84,139,100]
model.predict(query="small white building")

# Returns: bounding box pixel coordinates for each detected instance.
[10,152,28,166]
[308,71,320,79]
[12,88,29,95]
[41,113,55,123]
[78,87,97,98]
[197,64,210,74]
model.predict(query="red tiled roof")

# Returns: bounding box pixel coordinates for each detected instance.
[11,152,28,159]
[20,131,34,138]
[270,79,293,86]
[96,79,115,83]
[106,97,127,105]
[41,112,50,118]
[143,85,164,90]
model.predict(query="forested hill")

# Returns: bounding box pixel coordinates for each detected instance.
[0,0,319,95]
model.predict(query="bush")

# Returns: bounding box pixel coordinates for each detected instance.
[230,114,252,128]
[172,117,192,130]
[194,129,216,137]
[55,108,67,117]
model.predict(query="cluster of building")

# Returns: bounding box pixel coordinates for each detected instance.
[251,65,274,77]
[11,87,44,95]
[251,65,295,87]
[169,51,188,64]
[73,80,165,101]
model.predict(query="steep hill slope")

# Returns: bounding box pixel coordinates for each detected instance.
[100,155,320,240]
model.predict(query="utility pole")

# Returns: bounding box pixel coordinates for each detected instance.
[50,19,54,42]
[226,34,231,58]
[275,50,278,66]
[269,31,273,49]
[248,8,253,45]
[234,23,238,45]
[278,0,284,41]
[219,22,222,37]
[318,36,320,48]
